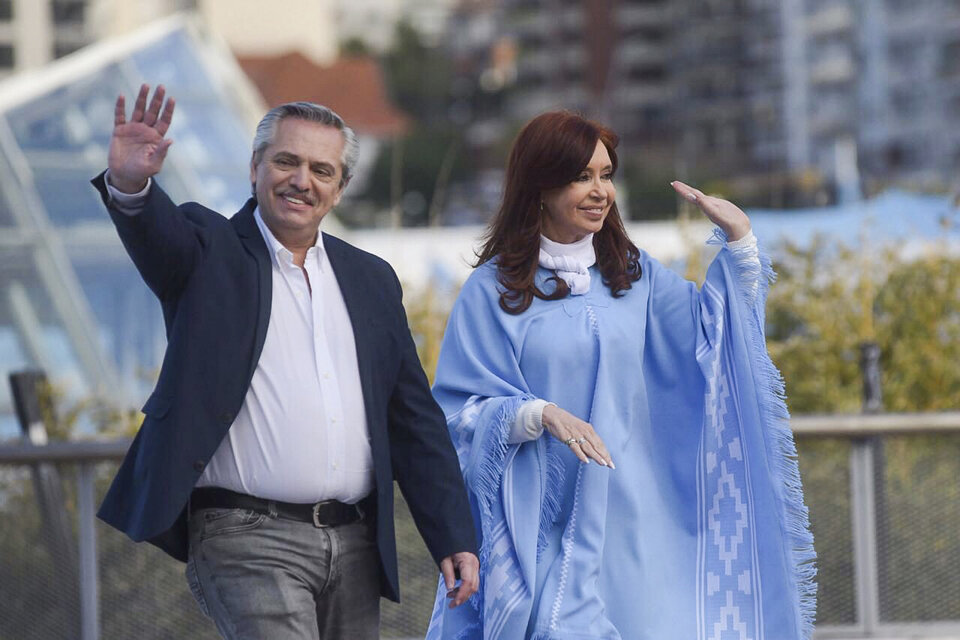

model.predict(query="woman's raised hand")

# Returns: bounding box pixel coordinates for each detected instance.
[670,180,751,242]
[108,84,176,193]
[541,404,615,468]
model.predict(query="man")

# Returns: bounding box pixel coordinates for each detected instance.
[94,84,478,639]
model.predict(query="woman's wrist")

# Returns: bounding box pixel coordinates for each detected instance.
[723,223,752,242]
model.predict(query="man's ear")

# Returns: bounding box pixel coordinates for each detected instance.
[249,152,258,184]
[334,176,351,206]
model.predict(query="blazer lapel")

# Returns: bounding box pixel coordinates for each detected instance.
[323,233,376,394]
[231,199,272,386]
[316,233,391,498]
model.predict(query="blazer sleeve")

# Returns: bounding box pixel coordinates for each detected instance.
[91,171,203,300]
[384,268,479,565]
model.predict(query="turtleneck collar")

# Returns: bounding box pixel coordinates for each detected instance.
[539,233,596,267]
[538,233,596,295]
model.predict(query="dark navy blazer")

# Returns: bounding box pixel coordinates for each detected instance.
[92,173,476,601]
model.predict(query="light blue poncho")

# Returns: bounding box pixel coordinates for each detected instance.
[425,233,816,640]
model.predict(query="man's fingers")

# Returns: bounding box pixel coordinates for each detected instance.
[440,557,456,590]
[155,138,174,162]
[143,85,165,126]
[448,553,479,608]
[156,97,176,136]
[114,95,126,127]
[131,84,149,122]
[458,556,478,590]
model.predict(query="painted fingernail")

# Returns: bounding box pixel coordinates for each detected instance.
[609,460,616,469]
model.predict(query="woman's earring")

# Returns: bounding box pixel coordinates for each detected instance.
[540,201,544,212]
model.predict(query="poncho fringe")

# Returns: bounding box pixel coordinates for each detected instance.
[713,229,818,637]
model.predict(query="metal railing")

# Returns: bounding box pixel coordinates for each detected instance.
[793,412,960,639]
[0,413,958,639]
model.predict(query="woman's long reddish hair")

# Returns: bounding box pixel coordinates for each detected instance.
[476,111,641,314]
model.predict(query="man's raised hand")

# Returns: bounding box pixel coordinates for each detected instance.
[108,84,176,193]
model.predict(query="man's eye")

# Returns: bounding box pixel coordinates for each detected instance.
[275,157,295,167]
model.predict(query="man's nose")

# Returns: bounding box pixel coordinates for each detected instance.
[289,164,310,190]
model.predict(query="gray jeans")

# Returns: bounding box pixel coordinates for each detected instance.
[186,507,380,639]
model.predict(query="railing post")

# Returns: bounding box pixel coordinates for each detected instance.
[849,439,880,633]
[76,462,99,640]
[8,370,81,635]
[849,341,884,633]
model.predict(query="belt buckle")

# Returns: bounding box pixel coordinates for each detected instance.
[312,501,330,528]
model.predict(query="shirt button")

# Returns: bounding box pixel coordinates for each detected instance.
[219,412,233,425]
[332,462,339,470]
[193,460,205,472]
[323,373,330,379]
[331,417,337,424]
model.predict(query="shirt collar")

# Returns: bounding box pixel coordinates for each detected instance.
[253,206,325,267]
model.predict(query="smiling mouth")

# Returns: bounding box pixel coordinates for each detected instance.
[580,206,605,215]
[280,193,314,206]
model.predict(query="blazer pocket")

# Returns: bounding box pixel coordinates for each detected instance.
[141,391,173,418]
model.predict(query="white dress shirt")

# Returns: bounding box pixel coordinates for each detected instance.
[106,175,374,504]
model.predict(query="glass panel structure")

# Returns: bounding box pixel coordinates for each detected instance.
[0,16,263,439]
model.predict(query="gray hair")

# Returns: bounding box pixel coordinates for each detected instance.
[251,102,360,187]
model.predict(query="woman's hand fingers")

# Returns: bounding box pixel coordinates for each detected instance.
[581,434,615,468]
[670,180,702,204]
[670,180,751,241]
[541,405,615,468]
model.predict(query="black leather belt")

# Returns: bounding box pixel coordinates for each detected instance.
[190,487,365,528]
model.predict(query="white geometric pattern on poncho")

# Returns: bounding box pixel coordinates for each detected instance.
[698,279,763,640]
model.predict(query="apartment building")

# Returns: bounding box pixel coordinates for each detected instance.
[494,0,960,202]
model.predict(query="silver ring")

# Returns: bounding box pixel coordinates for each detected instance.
[576,437,587,444]
[563,437,576,446]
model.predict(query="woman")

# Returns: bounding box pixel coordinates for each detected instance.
[425,112,815,639]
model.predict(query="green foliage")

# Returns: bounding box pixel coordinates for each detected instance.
[765,237,960,413]
[351,21,476,225]
[619,154,678,221]
[382,21,452,120]
[364,126,471,225]
[876,255,960,411]
[404,283,454,385]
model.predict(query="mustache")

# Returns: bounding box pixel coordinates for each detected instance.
[278,189,315,205]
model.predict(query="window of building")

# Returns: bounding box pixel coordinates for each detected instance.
[0,1,12,21]
[941,40,960,77]
[0,45,14,68]
[628,65,666,83]
[51,0,85,25]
